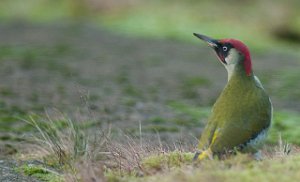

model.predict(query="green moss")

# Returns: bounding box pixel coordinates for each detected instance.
[142,151,194,172]
[105,152,300,182]
[17,164,63,182]
[146,154,300,182]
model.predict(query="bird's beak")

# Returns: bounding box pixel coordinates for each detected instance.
[193,33,227,64]
[193,33,219,48]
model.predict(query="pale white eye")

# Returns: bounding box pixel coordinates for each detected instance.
[223,46,228,51]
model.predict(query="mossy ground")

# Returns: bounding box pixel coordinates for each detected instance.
[103,149,300,182]
[142,153,300,182]
[17,164,63,182]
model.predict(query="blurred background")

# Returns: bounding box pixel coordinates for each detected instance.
[0,0,300,155]
[2,0,300,49]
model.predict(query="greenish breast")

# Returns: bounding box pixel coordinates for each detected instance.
[212,73,271,127]
[204,70,272,152]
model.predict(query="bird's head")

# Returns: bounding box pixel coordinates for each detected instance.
[193,33,252,77]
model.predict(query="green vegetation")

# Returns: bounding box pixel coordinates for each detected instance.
[17,164,63,182]
[142,151,194,171]
[24,115,91,166]
[138,154,300,182]
[104,150,300,182]
[15,109,300,181]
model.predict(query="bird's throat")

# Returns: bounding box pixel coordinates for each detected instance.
[225,60,252,83]
[225,64,236,82]
[224,50,243,82]
[224,64,256,96]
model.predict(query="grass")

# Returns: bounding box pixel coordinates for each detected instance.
[141,151,194,172]
[104,145,300,182]
[16,108,300,182]
[23,114,90,166]
[141,153,300,182]
[20,113,108,181]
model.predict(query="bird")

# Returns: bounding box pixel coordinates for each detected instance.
[192,33,272,160]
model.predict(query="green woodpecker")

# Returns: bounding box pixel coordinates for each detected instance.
[193,33,272,160]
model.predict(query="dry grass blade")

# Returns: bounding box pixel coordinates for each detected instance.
[22,112,111,181]
[275,134,292,157]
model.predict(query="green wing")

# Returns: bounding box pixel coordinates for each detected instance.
[197,116,217,150]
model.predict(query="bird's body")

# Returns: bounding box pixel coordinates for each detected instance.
[198,65,272,155]
[193,34,272,160]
